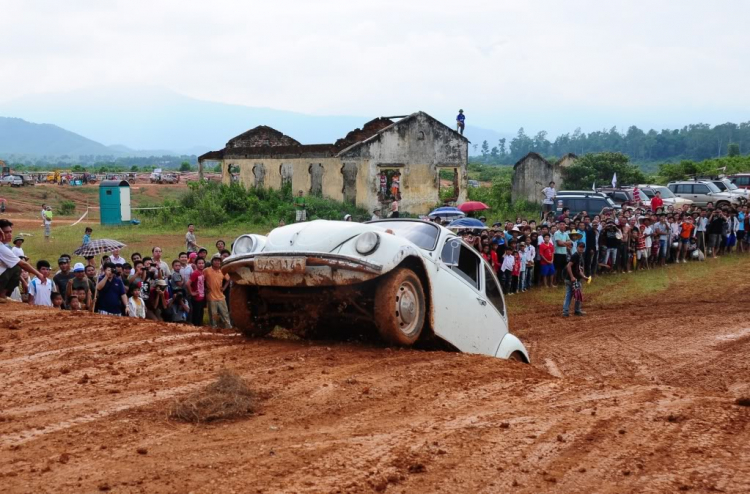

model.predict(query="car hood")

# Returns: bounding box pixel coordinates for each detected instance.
[264,220,382,254]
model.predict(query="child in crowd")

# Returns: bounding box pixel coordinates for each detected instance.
[82,227,93,245]
[500,247,514,294]
[510,250,522,294]
[51,292,64,309]
[128,285,146,319]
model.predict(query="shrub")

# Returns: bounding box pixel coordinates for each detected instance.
[59,200,76,216]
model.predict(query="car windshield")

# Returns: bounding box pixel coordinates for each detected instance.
[369,220,440,250]
[705,182,722,193]
[653,186,675,199]
[724,180,739,190]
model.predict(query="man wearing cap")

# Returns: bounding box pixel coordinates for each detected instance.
[456,109,465,135]
[562,242,587,317]
[52,257,75,295]
[147,279,170,321]
[11,236,25,258]
[204,254,231,330]
[66,262,93,309]
[371,208,381,221]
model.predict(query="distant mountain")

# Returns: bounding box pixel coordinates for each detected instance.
[0,86,368,152]
[0,116,115,156]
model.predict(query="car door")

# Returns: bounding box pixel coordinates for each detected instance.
[692,183,710,206]
[432,238,506,356]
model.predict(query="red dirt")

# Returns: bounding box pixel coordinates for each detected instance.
[1,266,749,492]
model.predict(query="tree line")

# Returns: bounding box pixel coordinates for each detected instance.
[473,122,750,165]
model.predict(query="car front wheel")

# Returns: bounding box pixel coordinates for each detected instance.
[373,267,426,346]
[230,284,272,337]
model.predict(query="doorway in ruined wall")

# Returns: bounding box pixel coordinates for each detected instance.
[309,163,324,196]
[252,163,266,188]
[279,163,293,194]
[437,167,459,204]
[341,163,358,204]
[377,168,402,202]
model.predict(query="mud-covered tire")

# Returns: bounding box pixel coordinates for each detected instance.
[230,284,271,337]
[507,351,527,363]
[373,268,426,346]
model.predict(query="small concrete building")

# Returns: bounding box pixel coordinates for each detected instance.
[198,112,468,215]
[511,152,577,205]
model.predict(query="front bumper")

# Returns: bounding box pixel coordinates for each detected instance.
[222,252,384,287]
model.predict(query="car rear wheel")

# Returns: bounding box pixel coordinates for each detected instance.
[507,351,527,363]
[230,284,272,337]
[373,267,426,346]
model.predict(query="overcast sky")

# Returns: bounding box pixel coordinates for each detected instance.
[1,0,748,137]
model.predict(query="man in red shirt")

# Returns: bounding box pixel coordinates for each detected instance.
[651,191,664,212]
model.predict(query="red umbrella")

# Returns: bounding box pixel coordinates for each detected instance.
[458,201,490,212]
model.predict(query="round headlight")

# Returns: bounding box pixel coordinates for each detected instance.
[355,232,380,255]
[233,235,255,255]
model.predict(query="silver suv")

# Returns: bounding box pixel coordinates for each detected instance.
[667,180,741,208]
[705,178,749,204]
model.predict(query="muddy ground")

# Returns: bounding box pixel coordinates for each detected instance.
[1,264,749,493]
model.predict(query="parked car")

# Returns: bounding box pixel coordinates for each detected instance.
[728,173,750,190]
[0,175,23,187]
[666,180,741,208]
[468,180,480,188]
[635,185,693,209]
[222,219,530,362]
[597,187,652,210]
[703,177,749,203]
[554,191,617,216]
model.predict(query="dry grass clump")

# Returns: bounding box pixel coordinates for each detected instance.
[169,370,255,423]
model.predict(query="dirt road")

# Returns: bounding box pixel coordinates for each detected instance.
[1,268,749,493]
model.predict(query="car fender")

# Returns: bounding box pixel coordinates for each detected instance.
[494,333,530,363]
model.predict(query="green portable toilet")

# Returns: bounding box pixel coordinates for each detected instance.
[99,180,132,225]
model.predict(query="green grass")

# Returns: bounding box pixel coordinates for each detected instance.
[507,255,745,317]
[13,220,268,265]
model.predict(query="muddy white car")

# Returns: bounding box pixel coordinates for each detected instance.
[222,219,529,362]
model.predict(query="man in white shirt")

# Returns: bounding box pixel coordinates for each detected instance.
[28,260,56,306]
[541,181,557,213]
[0,219,47,303]
[151,246,171,278]
[110,247,126,265]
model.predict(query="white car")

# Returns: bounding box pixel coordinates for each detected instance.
[0,175,23,187]
[222,219,530,362]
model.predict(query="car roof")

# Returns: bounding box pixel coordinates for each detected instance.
[557,191,609,197]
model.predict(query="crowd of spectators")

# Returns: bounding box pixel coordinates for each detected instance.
[451,201,748,297]
[0,220,233,330]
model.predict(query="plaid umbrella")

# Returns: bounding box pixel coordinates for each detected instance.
[572,281,584,303]
[74,239,126,257]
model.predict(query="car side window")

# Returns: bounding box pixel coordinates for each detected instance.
[739,177,750,186]
[614,192,628,202]
[441,240,480,290]
[675,184,690,194]
[588,198,606,212]
[712,182,726,191]
[694,184,709,194]
[483,264,505,316]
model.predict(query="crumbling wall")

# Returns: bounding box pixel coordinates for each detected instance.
[512,154,554,205]
[309,163,324,196]
[280,163,293,189]
[344,112,468,215]
[341,163,358,204]
[252,163,266,188]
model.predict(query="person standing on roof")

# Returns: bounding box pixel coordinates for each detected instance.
[456,109,466,135]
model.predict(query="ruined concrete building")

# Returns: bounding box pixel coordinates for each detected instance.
[511,152,577,205]
[198,112,468,215]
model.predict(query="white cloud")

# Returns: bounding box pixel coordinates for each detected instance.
[1,0,748,135]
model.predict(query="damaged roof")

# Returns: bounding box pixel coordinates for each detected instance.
[198,111,467,162]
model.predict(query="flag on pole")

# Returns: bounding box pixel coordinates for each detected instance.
[611,172,617,188]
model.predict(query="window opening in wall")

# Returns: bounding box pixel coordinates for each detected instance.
[378,169,401,202]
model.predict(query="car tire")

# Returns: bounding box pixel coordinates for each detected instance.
[373,267,426,346]
[229,284,271,337]
[507,351,528,363]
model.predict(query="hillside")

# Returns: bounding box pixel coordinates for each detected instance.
[0,116,116,157]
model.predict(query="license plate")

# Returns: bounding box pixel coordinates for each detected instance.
[254,257,306,273]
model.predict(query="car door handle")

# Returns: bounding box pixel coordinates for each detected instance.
[477,298,487,306]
